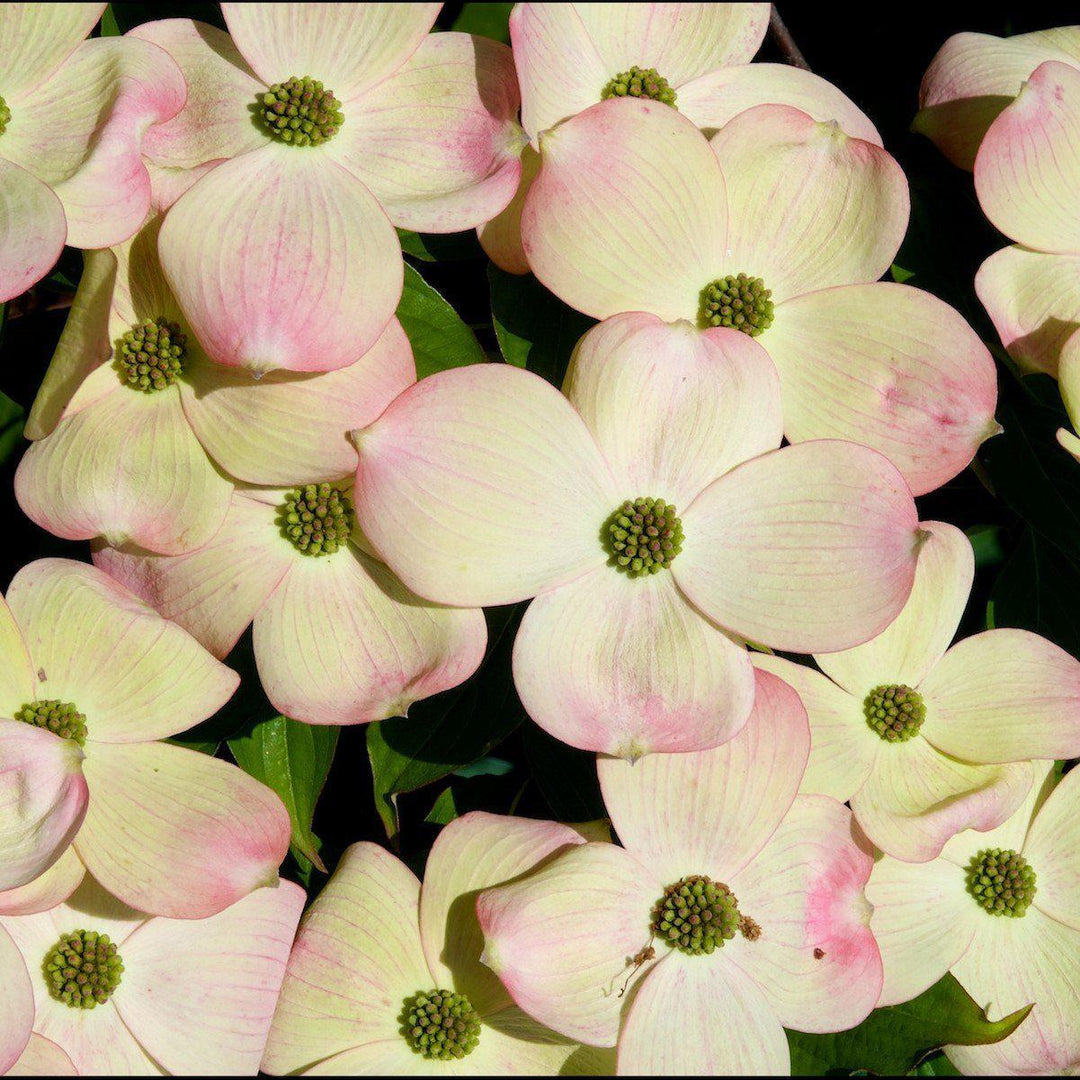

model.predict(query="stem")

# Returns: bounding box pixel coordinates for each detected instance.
[769,6,811,71]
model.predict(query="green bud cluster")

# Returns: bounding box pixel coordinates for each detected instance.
[117,319,186,392]
[864,684,926,742]
[653,875,740,955]
[44,929,124,1009]
[700,274,774,336]
[601,66,677,108]
[401,989,481,1060]
[16,699,87,745]
[279,483,353,556]
[260,76,343,146]
[607,497,683,576]
[0,94,10,137]
[967,848,1037,917]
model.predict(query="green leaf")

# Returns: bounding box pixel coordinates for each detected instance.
[99,5,121,35]
[522,722,605,822]
[450,2,513,43]
[397,229,483,263]
[228,715,339,872]
[966,524,1005,569]
[396,264,487,378]
[425,786,460,826]
[0,388,25,466]
[786,974,1032,1076]
[488,265,595,386]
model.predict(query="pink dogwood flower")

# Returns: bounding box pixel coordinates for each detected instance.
[755,521,1080,863]
[262,813,613,1075]
[353,311,921,758]
[869,761,1080,1074]
[519,96,1000,496]
[0,874,303,1075]
[0,4,185,302]
[476,670,882,1075]
[0,558,290,917]
[132,4,523,373]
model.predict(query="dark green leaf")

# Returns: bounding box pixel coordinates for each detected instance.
[787,974,1032,1076]
[0,389,25,466]
[450,2,513,43]
[523,722,605,822]
[99,5,121,35]
[966,524,1005,569]
[397,229,484,263]
[425,786,460,826]
[397,264,487,378]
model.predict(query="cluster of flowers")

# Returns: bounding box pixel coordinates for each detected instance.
[0,3,1079,1075]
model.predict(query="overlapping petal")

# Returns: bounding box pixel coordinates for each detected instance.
[0,159,65,304]
[0,591,34,716]
[0,924,32,1074]
[0,845,85,917]
[0,4,105,98]
[6,1034,77,1076]
[1022,765,1080,932]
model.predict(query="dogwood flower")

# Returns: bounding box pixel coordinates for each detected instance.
[0,558,290,917]
[131,4,523,373]
[0,4,185,302]
[973,59,1080,377]
[15,197,416,556]
[93,477,487,727]
[477,670,881,1074]
[262,813,613,1075]
[754,521,1080,862]
[869,761,1080,1074]
[519,96,1000,496]
[352,312,921,758]
[481,1,881,274]
[0,874,303,1075]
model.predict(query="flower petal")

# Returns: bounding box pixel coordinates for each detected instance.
[975,245,1080,377]
[6,1035,77,1077]
[262,842,432,1075]
[471,1007,613,1076]
[159,143,402,374]
[354,364,617,606]
[725,796,881,1033]
[6,558,239,743]
[0,4,104,95]
[1022,765,1080,932]
[975,60,1080,254]
[329,32,524,233]
[765,283,999,496]
[180,317,415,486]
[477,144,538,274]
[115,880,305,1075]
[919,630,1080,763]
[0,845,85,917]
[513,567,755,758]
[679,62,881,143]
[0,721,87,892]
[0,591,34,718]
[815,520,975,696]
[596,667,809,883]
[15,386,234,556]
[0,925,32,1074]
[75,739,289,918]
[221,2,440,98]
[563,312,782,508]
[617,950,789,1075]
[0,158,65,304]
[522,97,725,322]
[676,441,920,653]
[712,104,908,301]
[477,841,661,1047]
[253,544,487,726]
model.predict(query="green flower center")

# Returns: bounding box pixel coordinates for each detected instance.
[700,274,774,336]
[116,319,186,392]
[279,483,353,556]
[0,94,10,137]
[260,76,343,146]
[44,929,124,1009]
[653,875,753,956]
[606,497,683,576]
[967,849,1037,917]
[601,66,677,108]
[400,989,481,1061]
[864,684,926,743]
[16,699,87,746]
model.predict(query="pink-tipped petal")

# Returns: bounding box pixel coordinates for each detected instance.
[0,4,104,97]
[5,1035,77,1077]
[676,441,920,653]
[0,925,32,1074]
[181,318,415,486]
[253,545,487,726]
[75,739,290,919]
[354,364,617,606]
[975,60,1080,254]
[116,880,305,1075]
[597,668,809,883]
[477,841,661,1047]
[522,97,725,322]
[330,32,524,233]
[1020,764,1080,931]
[6,558,238,743]
[563,313,783,508]
[766,283,999,495]
[159,144,402,374]
[262,842,433,1076]
[0,845,85,916]
[0,158,65,304]
[712,105,909,301]
[920,630,1080,763]
[726,796,881,1033]
[513,568,756,758]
